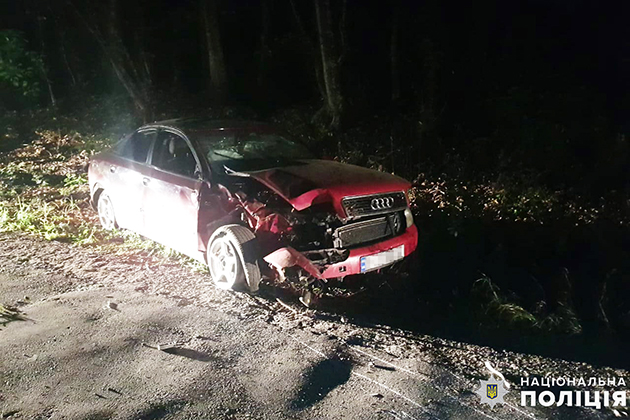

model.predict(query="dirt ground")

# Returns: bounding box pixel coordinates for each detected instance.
[0,232,627,419]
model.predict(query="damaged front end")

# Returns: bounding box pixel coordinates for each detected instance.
[224,169,417,302]
[229,180,345,291]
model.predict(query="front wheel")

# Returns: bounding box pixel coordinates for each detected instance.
[207,225,261,293]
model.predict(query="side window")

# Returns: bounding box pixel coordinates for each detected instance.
[116,130,155,163]
[152,131,198,178]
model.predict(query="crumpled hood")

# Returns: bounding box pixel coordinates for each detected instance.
[233,159,410,214]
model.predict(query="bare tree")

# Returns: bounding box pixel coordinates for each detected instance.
[69,0,153,121]
[200,0,228,105]
[289,0,325,100]
[48,0,77,87]
[314,0,343,130]
[28,0,56,106]
[258,0,271,90]
[133,5,153,91]
[416,39,441,157]
[105,0,152,120]
[390,0,401,106]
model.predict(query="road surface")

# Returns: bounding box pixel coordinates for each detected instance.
[0,233,625,419]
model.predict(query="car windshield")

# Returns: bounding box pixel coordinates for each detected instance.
[196,132,315,173]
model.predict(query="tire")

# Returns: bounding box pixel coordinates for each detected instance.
[207,224,261,293]
[97,191,117,230]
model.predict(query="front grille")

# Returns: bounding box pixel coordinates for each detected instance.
[333,212,404,248]
[342,192,407,218]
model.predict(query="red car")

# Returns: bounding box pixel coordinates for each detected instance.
[88,119,418,301]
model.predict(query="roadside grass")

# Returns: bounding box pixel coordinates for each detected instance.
[0,124,203,270]
[471,276,582,335]
[0,130,104,244]
[409,174,607,226]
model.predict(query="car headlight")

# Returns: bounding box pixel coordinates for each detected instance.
[404,207,414,228]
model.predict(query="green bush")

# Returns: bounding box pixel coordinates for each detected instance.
[0,30,44,108]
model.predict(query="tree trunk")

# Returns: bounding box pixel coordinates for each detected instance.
[110,57,150,121]
[314,0,343,130]
[201,0,228,105]
[134,10,152,88]
[75,0,150,120]
[416,39,439,160]
[69,0,152,120]
[289,0,326,100]
[109,0,151,120]
[419,39,437,128]
[257,0,270,90]
[33,1,56,107]
[390,0,400,105]
[338,0,347,66]
[48,0,77,87]
[57,28,77,87]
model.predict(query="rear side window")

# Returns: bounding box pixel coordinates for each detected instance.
[116,130,155,163]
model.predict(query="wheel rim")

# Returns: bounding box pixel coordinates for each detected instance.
[97,194,115,230]
[209,235,239,288]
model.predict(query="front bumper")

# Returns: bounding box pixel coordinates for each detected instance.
[320,224,418,278]
[263,225,418,281]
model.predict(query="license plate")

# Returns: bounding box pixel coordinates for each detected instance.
[360,245,405,273]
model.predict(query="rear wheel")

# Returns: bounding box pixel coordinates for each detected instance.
[97,191,117,230]
[207,225,261,293]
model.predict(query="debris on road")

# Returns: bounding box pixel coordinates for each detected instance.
[0,304,26,326]
[142,342,179,352]
[368,361,396,372]
[276,298,299,314]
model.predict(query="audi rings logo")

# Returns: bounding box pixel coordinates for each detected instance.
[370,197,394,210]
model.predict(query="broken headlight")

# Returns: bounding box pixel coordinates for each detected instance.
[283,211,338,250]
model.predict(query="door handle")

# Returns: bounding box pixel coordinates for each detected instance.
[142,177,150,186]
[110,166,116,173]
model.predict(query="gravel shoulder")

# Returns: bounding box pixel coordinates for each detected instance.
[0,233,627,419]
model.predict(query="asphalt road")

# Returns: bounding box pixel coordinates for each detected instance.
[0,233,626,419]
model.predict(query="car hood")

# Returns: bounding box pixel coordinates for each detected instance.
[227,159,410,214]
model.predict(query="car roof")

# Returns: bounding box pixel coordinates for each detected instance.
[145,117,273,132]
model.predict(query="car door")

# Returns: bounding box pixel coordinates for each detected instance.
[142,129,203,258]
[108,128,156,231]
